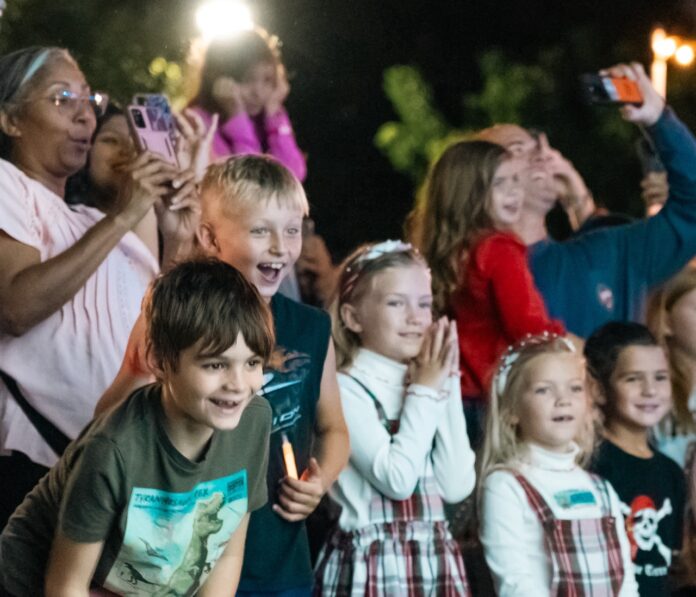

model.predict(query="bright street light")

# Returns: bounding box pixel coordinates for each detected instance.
[651,26,696,98]
[196,1,254,42]
[675,44,695,66]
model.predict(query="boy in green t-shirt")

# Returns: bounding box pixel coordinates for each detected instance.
[0,259,274,596]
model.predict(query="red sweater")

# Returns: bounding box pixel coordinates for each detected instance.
[451,230,565,399]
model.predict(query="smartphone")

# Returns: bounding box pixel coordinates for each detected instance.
[126,104,178,167]
[579,74,643,106]
[133,93,177,146]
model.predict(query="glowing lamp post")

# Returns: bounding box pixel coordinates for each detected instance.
[651,27,695,99]
[195,0,254,42]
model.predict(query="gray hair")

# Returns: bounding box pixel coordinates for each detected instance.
[0,46,77,158]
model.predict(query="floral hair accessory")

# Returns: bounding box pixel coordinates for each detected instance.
[353,240,413,266]
[340,240,416,301]
[494,331,575,397]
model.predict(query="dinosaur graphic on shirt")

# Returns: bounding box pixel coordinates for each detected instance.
[153,492,225,596]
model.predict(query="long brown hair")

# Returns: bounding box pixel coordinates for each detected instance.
[647,267,696,434]
[408,140,508,315]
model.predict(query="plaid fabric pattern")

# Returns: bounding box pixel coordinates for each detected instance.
[314,375,469,595]
[514,473,625,597]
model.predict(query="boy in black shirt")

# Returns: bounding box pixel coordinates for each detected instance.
[586,321,686,596]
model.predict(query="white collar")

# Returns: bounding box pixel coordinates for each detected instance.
[522,442,580,472]
[350,348,408,387]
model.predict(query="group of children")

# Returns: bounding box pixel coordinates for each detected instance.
[0,30,695,597]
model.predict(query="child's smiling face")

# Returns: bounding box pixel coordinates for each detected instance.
[345,264,433,363]
[199,196,304,301]
[606,345,672,432]
[160,332,264,458]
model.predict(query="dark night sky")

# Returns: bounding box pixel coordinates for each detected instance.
[240,1,693,258]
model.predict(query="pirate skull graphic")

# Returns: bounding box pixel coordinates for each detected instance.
[621,495,673,564]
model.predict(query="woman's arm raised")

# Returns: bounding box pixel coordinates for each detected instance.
[0,153,178,336]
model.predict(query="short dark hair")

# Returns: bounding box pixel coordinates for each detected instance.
[584,321,659,401]
[145,259,275,373]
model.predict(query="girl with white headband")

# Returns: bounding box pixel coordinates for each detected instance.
[314,240,475,595]
[479,333,638,596]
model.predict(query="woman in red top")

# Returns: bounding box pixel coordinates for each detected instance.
[410,140,565,445]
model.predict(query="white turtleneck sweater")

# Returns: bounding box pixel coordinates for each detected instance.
[481,443,639,596]
[330,348,475,531]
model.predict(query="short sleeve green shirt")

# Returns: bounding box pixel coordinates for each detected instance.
[0,384,270,596]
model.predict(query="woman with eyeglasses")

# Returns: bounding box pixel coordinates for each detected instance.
[0,47,184,530]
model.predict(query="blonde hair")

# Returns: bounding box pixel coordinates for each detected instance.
[478,336,594,487]
[408,140,509,315]
[647,267,696,434]
[329,242,429,370]
[201,154,308,219]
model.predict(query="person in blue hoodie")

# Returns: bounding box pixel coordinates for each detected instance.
[476,61,696,338]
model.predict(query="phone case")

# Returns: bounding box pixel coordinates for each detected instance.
[126,104,178,167]
[133,93,177,146]
[579,74,643,106]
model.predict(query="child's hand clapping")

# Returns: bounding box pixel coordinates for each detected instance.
[409,318,458,392]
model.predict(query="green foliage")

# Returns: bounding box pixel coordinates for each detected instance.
[464,49,555,125]
[374,65,467,181]
[0,0,194,106]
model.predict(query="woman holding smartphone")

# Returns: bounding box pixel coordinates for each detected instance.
[0,46,192,529]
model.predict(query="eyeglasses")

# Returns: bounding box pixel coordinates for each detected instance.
[45,90,109,117]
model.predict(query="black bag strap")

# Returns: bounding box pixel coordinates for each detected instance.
[0,369,69,456]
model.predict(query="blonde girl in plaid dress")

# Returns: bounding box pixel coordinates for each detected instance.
[314,241,474,596]
[479,335,638,596]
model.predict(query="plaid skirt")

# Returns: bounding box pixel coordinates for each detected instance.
[314,519,469,596]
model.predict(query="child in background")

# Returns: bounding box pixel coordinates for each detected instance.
[190,28,307,182]
[0,260,274,595]
[479,334,637,596]
[411,140,565,445]
[586,321,686,597]
[314,241,474,595]
[95,155,349,596]
[647,267,696,467]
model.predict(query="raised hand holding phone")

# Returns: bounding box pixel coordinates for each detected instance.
[114,152,177,230]
[599,62,665,126]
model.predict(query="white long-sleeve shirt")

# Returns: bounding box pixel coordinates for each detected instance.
[331,348,475,530]
[480,443,639,596]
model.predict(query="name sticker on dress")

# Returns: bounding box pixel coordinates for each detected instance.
[554,489,597,509]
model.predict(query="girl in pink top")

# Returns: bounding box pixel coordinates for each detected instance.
[190,28,307,181]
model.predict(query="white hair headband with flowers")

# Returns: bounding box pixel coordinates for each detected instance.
[341,240,416,301]
[494,331,575,397]
[353,240,413,265]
